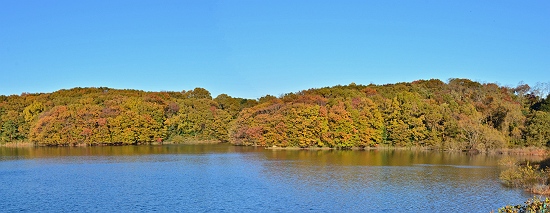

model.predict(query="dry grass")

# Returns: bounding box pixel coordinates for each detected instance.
[489,147,549,156]
[0,141,35,148]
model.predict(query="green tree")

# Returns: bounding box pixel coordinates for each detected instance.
[382,93,428,147]
[525,111,550,147]
[1,120,19,142]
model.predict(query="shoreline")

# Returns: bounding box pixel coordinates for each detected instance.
[0,141,35,148]
[265,145,549,155]
[0,140,224,147]
[2,141,548,156]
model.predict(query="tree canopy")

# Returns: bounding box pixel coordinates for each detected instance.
[1,79,550,150]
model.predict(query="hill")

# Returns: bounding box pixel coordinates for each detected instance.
[1,79,550,151]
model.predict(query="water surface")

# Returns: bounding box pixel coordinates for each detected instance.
[0,144,536,212]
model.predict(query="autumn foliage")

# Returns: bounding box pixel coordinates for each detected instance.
[1,87,254,146]
[1,79,550,150]
[229,79,550,150]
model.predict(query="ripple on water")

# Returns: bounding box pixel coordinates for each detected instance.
[0,145,534,212]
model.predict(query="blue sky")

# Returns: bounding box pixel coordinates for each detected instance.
[1,1,549,99]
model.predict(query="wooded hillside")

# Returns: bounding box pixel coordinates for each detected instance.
[1,79,550,151]
[0,87,256,146]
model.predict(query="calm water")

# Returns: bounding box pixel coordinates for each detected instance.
[0,144,538,212]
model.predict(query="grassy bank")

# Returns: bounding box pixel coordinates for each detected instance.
[264,145,550,155]
[0,141,35,147]
[499,156,550,195]
[0,140,224,147]
[490,148,549,156]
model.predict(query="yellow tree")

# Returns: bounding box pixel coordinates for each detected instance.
[327,101,354,148]
[349,97,384,147]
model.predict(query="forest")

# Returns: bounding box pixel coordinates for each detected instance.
[1,78,550,151]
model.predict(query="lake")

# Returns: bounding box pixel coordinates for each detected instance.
[0,144,538,212]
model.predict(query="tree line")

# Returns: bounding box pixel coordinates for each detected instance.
[0,87,255,146]
[1,78,550,150]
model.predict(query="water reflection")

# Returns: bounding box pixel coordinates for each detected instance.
[259,149,502,187]
[0,144,263,160]
[257,148,536,212]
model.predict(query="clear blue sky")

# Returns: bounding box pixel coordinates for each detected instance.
[1,1,549,99]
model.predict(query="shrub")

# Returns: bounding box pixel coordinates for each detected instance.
[500,162,547,189]
[498,196,550,213]
[499,158,550,194]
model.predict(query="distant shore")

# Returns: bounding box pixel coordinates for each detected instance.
[0,140,224,147]
[2,141,548,156]
[265,145,549,155]
[0,141,35,148]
